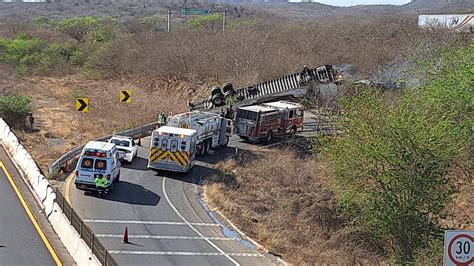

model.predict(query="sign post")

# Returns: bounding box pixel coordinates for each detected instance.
[444,230,473,266]
[75,98,89,145]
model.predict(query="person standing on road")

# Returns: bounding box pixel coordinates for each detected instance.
[95,175,108,194]
[299,65,312,85]
[28,112,35,131]
[159,112,166,127]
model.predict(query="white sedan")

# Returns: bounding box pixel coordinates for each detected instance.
[108,136,138,163]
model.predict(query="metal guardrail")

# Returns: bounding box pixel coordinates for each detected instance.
[55,189,117,266]
[48,121,160,175]
[188,65,340,111]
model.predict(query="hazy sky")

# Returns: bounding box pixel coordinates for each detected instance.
[314,0,411,6]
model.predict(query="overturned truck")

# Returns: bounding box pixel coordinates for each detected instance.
[187,65,343,112]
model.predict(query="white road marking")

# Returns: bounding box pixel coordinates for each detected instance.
[162,177,240,266]
[96,234,236,241]
[109,250,263,257]
[82,219,219,227]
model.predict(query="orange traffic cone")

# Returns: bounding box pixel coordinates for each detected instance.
[122,227,129,244]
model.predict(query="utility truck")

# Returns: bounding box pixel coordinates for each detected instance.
[166,111,232,155]
[147,111,232,173]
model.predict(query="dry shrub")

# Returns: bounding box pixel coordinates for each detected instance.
[205,148,383,264]
[90,14,428,89]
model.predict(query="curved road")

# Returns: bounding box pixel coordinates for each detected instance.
[70,113,319,265]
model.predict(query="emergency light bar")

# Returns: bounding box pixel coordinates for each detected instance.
[84,151,107,157]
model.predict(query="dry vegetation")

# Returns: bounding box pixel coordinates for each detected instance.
[91,14,425,88]
[204,148,383,264]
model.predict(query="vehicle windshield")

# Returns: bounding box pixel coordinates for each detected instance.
[110,139,130,147]
[236,109,258,121]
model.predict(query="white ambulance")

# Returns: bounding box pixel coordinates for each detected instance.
[148,126,197,173]
[74,141,121,191]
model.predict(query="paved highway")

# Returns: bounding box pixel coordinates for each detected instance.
[69,113,319,265]
[0,148,60,266]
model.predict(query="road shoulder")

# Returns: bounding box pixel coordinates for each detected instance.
[0,147,76,265]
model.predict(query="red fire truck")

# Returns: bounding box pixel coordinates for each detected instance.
[234,101,304,143]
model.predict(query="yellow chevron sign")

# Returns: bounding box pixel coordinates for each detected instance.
[75,98,89,112]
[149,148,189,167]
[120,90,132,103]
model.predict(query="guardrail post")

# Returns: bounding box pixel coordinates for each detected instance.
[70,208,73,225]
[62,191,65,212]
[104,250,108,265]
[80,220,83,238]
[91,234,95,253]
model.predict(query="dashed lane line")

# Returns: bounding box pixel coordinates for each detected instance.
[83,219,219,227]
[162,177,240,265]
[96,234,237,241]
[108,251,263,257]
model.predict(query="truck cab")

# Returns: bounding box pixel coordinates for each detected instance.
[74,141,121,191]
[234,101,304,143]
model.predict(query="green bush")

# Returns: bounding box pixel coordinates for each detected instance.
[139,16,166,32]
[0,95,32,128]
[185,13,223,32]
[324,44,473,263]
[33,16,51,25]
[52,16,117,43]
[0,35,80,75]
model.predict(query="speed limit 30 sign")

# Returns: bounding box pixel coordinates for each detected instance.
[444,230,474,266]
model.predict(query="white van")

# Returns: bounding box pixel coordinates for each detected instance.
[74,141,121,191]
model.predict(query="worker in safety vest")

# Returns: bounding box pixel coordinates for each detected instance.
[159,112,166,127]
[95,175,108,193]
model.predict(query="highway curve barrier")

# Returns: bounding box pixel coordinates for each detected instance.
[0,118,108,266]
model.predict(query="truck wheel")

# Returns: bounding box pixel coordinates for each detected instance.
[220,136,229,147]
[212,93,224,107]
[211,86,222,96]
[222,83,236,98]
[239,136,249,141]
[204,140,211,154]
[222,83,234,93]
[290,126,297,137]
[224,90,235,99]
[196,145,203,156]
[115,171,120,183]
[265,130,273,144]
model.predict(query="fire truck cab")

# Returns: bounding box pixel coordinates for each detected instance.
[234,101,304,143]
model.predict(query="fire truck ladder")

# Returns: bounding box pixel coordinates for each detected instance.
[188,65,342,111]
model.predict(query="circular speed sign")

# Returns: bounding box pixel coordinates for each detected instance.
[447,233,474,266]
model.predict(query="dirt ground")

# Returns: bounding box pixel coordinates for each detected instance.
[203,148,383,264]
[1,63,211,174]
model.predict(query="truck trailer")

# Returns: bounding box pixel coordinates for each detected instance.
[418,14,474,33]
